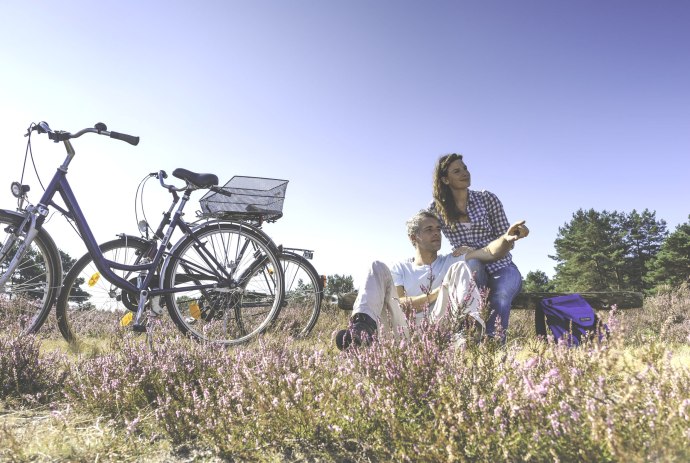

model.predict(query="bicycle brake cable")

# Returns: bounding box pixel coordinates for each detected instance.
[134,173,153,237]
[22,125,46,192]
[24,124,83,239]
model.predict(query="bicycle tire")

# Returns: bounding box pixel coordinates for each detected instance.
[162,221,285,346]
[274,251,323,338]
[55,236,152,348]
[0,210,61,335]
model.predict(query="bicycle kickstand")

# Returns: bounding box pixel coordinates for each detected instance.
[132,289,149,333]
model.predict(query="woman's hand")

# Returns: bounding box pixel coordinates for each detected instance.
[452,246,474,257]
[506,220,529,241]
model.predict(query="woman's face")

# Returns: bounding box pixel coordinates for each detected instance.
[441,159,471,190]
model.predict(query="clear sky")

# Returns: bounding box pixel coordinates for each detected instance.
[1,0,689,285]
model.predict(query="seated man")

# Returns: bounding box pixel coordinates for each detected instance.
[335,210,528,350]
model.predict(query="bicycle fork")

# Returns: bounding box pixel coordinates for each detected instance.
[0,212,41,290]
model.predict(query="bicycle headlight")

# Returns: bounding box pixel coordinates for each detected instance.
[138,220,149,234]
[11,182,29,198]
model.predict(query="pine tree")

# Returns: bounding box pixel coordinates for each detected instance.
[645,216,690,289]
[522,270,554,292]
[550,209,627,291]
[621,209,667,292]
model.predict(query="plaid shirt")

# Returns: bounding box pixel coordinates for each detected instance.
[429,189,513,274]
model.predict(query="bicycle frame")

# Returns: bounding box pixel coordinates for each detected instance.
[1,136,236,308]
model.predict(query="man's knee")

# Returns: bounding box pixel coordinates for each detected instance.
[369,260,394,285]
[355,261,392,292]
[370,260,391,274]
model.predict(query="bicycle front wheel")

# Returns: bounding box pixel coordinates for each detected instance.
[55,236,152,349]
[163,222,284,346]
[274,251,323,338]
[0,210,61,334]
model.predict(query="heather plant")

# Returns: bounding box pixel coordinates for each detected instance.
[4,287,690,461]
[0,296,42,334]
[639,283,690,344]
[67,308,131,338]
[0,329,66,403]
[64,322,220,418]
[599,283,690,348]
[57,305,690,461]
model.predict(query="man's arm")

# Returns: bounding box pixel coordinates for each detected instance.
[462,220,529,263]
[396,285,440,315]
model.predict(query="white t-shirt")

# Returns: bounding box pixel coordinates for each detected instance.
[390,253,466,297]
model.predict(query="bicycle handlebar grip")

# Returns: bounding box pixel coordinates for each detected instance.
[109,131,140,146]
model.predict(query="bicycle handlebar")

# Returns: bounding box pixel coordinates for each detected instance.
[155,170,186,192]
[29,121,140,146]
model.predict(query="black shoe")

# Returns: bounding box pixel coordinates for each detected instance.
[335,313,377,351]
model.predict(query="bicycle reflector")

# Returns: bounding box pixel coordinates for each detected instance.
[189,301,201,320]
[11,182,30,198]
[120,312,133,327]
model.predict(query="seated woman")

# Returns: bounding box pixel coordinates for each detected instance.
[430,153,529,341]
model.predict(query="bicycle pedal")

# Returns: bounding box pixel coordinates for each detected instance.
[131,323,147,333]
[120,312,134,327]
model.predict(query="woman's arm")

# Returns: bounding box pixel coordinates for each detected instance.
[463,220,529,262]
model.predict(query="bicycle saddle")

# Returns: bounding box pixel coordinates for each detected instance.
[172,168,219,189]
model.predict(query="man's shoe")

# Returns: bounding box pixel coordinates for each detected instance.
[335,313,377,351]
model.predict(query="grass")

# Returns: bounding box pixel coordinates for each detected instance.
[1,285,689,462]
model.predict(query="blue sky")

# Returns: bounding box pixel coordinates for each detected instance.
[1,1,688,285]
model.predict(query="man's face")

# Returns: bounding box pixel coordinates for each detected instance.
[412,217,443,252]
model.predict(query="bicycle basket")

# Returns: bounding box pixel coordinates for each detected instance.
[199,176,288,222]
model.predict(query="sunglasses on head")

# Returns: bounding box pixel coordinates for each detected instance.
[440,153,462,171]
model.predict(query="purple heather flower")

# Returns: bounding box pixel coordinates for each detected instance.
[524,357,538,369]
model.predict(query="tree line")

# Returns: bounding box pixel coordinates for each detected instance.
[523,209,690,295]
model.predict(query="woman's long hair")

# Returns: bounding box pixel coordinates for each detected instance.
[432,153,464,226]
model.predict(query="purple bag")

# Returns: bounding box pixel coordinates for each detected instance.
[535,294,608,346]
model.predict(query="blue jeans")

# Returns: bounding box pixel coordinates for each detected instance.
[465,260,522,340]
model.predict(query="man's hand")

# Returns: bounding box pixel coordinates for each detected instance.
[400,298,415,318]
[399,286,441,316]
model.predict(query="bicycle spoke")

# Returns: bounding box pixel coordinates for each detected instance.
[0,211,60,334]
[164,222,284,345]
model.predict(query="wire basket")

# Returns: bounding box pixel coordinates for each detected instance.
[199,176,288,222]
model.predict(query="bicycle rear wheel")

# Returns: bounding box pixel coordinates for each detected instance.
[55,236,152,349]
[163,222,284,346]
[0,210,61,334]
[273,251,323,338]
